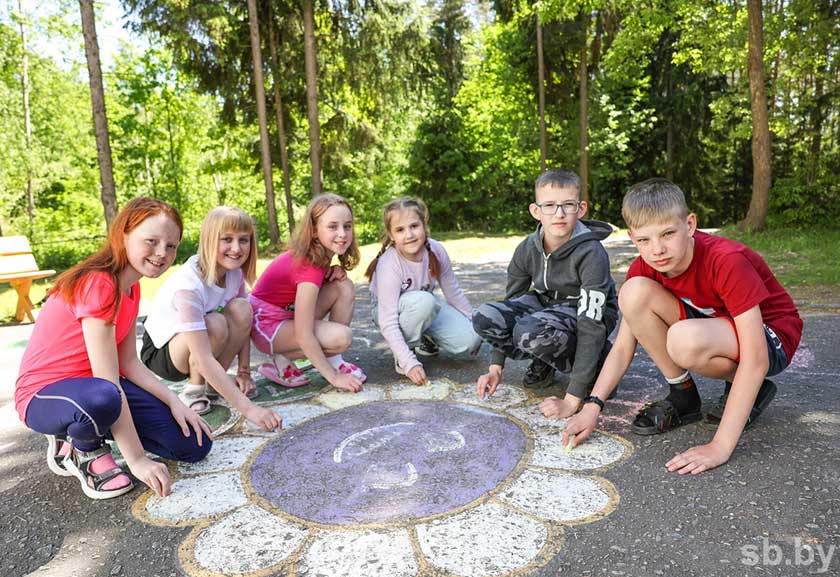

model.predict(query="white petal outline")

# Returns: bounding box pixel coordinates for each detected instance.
[416,501,547,577]
[531,429,630,471]
[145,472,247,522]
[498,468,617,523]
[507,402,569,431]
[319,385,387,409]
[390,379,452,400]
[178,437,267,475]
[191,505,308,574]
[242,402,331,435]
[300,528,419,577]
[450,384,529,408]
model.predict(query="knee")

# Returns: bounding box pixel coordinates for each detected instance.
[618,276,659,317]
[472,302,502,336]
[511,316,541,348]
[88,378,123,419]
[335,277,356,302]
[403,291,437,319]
[326,324,353,352]
[171,435,213,463]
[224,298,253,334]
[204,312,230,345]
[448,332,483,356]
[666,322,702,369]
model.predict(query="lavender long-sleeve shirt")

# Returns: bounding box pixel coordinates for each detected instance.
[370,239,473,372]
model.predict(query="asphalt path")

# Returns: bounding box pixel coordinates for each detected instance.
[1,240,838,577]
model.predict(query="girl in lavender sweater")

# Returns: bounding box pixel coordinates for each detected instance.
[365,198,481,385]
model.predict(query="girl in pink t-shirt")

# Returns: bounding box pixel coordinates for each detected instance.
[249,194,366,392]
[15,198,211,500]
[365,197,480,385]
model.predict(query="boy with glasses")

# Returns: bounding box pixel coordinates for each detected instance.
[563,178,802,474]
[474,169,618,418]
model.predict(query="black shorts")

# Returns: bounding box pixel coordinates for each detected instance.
[140,331,188,382]
[681,302,789,377]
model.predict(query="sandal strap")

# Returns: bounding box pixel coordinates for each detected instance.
[70,446,130,491]
[637,399,681,431]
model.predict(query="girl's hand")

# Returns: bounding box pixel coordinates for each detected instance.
[170,398,214,447]
[407,364,428,386]
[476,366,502,399]
[129,456,171,497]
[236,370,257,398]
[245,405,283,432]
[332,372,363,393]
[326,265,347,282]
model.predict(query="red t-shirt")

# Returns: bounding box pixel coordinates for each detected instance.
[15,272,140,423]
[250,251,327,308]
[626,231,802,362]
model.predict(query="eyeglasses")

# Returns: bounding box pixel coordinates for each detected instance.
[535,201,581,216]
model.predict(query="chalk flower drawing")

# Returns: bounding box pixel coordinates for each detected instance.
[132,378,632,577]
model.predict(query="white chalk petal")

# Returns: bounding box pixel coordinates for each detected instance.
[450,384,528,409]
[499,469,612,522]
[532,430,626,470]
[300,528,418,577]
[178,437,265,475]
[243,403,331,435]
[417,502,546,577]
[390,379,451,400]
[507,402,568,430]
[319,385,386,409]
[145,472,246,521]
[193,505,307,573]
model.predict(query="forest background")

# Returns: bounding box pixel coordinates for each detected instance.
[0,0,837,272]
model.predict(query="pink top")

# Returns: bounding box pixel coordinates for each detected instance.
[626,231,802,362]
[370,239,473,372]
[15,272,141,423]
[251,251,327,308]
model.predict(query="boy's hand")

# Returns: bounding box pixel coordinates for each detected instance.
[476,365,502,398]
[539,395,581,419]
[407,364,428,386]
[562,403,599,448]
[666,441,733,475]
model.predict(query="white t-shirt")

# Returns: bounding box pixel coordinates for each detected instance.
[144,255,246,348]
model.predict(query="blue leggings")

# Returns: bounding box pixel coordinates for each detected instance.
[25,377,211,462]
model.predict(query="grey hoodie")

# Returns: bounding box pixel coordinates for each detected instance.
[491,219,618,393]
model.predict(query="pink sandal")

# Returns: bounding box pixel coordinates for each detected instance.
[258,362,311,388]
[339,362,367,384]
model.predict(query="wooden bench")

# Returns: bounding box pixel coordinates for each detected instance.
[0,236,55,322]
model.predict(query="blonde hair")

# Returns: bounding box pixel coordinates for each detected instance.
[289,194,360,270]
[197,206,258,286]
[364,197,440,281]
[622,178,689,229]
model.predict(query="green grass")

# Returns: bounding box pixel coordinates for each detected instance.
[720,226,840,289]
[3,227,837,321]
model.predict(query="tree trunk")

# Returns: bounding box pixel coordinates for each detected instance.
[303,0,323,196]
[536,12,547,171]
[267,8,295,233]
[79,0,117,227]
[17,0,34,237]
[246,0,280,244]
[579,10,589,202]
[740,0,771,232]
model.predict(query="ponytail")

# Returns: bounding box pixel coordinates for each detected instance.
[364,239,394,281]
[425,239,440,280]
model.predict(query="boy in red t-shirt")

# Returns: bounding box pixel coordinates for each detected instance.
[564,178,802,475]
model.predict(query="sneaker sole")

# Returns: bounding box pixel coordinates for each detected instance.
[46,435,73,477]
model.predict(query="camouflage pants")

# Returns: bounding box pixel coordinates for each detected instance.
[472,293,576,373]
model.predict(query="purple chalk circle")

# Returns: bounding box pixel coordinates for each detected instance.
[250,401,527,525]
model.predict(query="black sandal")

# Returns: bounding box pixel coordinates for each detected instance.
[632,399,702,436]
[703,378,777,430]
[63,445,135,500]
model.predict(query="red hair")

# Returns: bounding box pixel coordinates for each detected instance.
[51,197,183,323]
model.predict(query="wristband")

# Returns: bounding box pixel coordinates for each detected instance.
[582,395,605,411]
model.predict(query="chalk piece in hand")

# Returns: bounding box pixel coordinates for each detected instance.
[483,393,489,401]
[565,434,575,453]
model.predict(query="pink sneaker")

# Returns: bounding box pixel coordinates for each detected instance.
[339,362,367,384]
[258,362,310,388]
